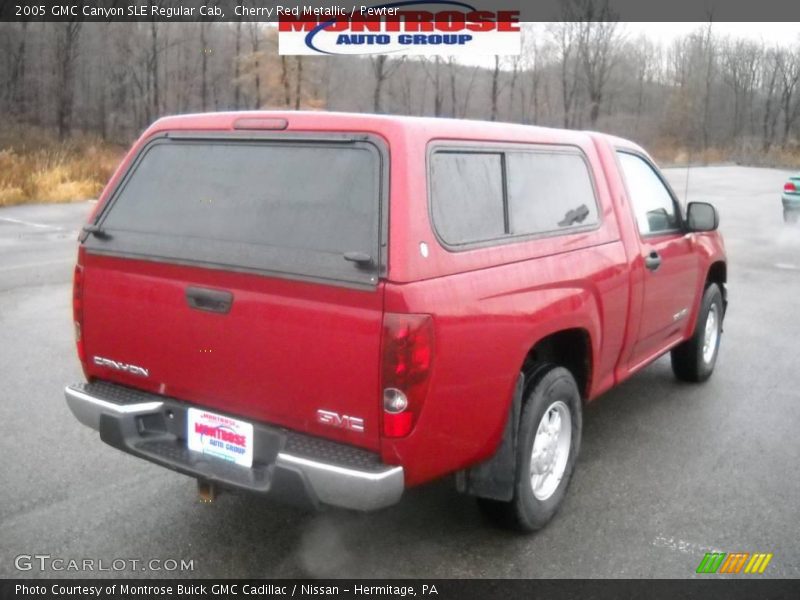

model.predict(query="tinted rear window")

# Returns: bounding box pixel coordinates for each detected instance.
[88,138,383,286]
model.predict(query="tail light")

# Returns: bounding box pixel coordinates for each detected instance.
[785,182,796,193]
[381,313,434,438]
[73,249,86,364]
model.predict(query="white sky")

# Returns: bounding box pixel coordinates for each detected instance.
[518,22,800,48]
[626,22,799,46]
[458,23,800,66]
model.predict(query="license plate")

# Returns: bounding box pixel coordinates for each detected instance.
[187,408,254,468]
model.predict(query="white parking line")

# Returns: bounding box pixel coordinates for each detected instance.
[774,263,799,270]
[0,217,66,231]
[0,259,73,272]
[652,534,721,555]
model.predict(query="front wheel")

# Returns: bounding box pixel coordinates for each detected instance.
[478,365,582,532]
[671,283,723,382]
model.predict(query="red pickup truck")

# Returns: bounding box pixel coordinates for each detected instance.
[65,112,726,531]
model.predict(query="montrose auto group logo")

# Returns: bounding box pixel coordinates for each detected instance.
[278,1,521,56]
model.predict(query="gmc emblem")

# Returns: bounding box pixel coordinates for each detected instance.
[316,409,365,433]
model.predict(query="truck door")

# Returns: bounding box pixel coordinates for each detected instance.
[616,151,701,366]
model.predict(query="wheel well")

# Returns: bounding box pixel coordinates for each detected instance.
[458,329,592,502]
[523,329,591,399]
[707,261,726,288]
[706,261,727,311]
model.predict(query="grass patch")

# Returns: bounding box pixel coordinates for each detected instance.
[651,141,800,170]
[0,126,124,206]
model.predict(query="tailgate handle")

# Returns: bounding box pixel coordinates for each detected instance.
[185,287,233,314]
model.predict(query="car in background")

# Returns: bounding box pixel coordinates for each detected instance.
[782,174,800,222]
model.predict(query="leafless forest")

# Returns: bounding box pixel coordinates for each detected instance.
[2,17,800,203]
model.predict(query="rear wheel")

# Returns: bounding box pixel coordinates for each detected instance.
[784,209,799,223]
[671,283,723,382]
[478,365,582,532]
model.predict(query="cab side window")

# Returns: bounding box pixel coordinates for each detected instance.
[430,147,600,247]
[617,152,680,235]
[507,151,598,234]
[430,152,505,244]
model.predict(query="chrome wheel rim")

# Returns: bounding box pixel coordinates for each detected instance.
[702,304,719,365]
[530,400,572,501]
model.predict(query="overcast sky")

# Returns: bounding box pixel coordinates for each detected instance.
[627,22,799,46]
[459,22,800,67]
[519,22,799,47]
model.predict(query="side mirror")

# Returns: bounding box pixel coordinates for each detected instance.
[686,202,719,232]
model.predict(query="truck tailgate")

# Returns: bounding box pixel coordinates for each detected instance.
[78,134,387,451]
[82,253,384,450]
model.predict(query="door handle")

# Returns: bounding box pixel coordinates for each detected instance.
[644,251,662,272]
[185,286,233,314]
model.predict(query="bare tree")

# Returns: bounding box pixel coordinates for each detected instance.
[6,22,28,118]
[487,55,521,122]
[570,0,623,127]
[661,25,717,154]
[458,63,481,118]
[700,20,715,151]
[490,55,501,120]
[247,21,263,108]
[395,60,414,114]
[778,49,800,147]
[280,56,292,107]
[761,48,783,153]
[148,18,160,119]
[294,57,303,110]
[200,21,209,111]
[56,21,82,140]
[421,57,445,117]
[233,20,242,109]
[550,21,581,128]
[440,57,480,118]
[721,39,761,142]
[630,35,659,131]
[519,28,547,124]
[446,57,459,117]
[507,55,521,120]
[370,55,403,113]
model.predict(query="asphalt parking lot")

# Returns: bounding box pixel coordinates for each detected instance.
[1,166,799,579]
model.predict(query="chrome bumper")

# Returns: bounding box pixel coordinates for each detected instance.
[65,383,404,511]
[66,384,165,430]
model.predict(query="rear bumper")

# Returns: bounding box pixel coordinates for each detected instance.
[781,193,800,210]
[65,381,403,511]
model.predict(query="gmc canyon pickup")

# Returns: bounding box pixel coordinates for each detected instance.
[65,112,726,531]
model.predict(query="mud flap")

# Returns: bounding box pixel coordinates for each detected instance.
[456,373,523,502]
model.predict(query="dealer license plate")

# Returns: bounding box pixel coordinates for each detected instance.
[187,408,254,468]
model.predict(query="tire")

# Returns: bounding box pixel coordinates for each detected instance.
[671,283,723,382]
[785,209,799,224]
[478,364,582,532]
